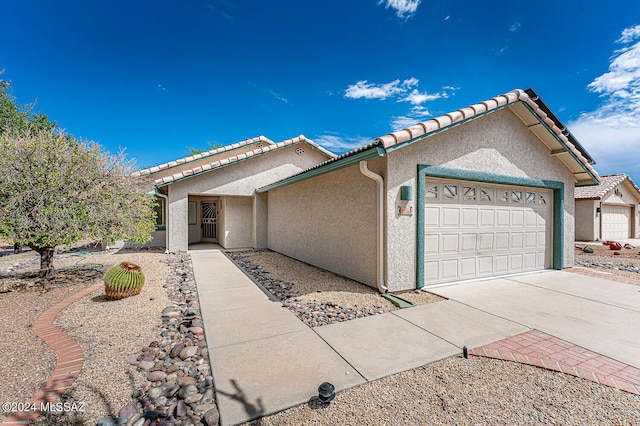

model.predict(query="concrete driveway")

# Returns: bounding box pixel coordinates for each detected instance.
[429,270,640,369]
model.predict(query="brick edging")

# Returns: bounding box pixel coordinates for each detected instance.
[1,282,103,425]
[470,330,640,395]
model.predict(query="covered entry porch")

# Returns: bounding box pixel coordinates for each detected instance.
[184,194,267,250]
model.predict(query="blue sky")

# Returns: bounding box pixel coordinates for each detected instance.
[2,0,639,182]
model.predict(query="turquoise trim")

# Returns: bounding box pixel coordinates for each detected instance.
[256,146,386,193]
[416,164,565,289]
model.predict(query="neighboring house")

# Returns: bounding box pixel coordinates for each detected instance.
[575,174,640,241]
[137,88,600,292]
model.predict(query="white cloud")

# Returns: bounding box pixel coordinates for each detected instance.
[378,0,421,19]
[618,24,640,43]
[444,15,450,21]
[313,133,373,153]
[391,105,432,130]
[157,84,167,91]
[568,24,640,179]
[509,21,521,32]
[344,78,418,100]
[401,89,446,105]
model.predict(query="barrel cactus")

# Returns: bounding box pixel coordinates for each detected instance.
[104,262,146,300]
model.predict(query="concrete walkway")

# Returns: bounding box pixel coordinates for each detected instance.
[191,249,530,426]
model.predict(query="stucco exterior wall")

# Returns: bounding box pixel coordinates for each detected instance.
[223,196,253,248]
[385,107,577,291]
[575,199,597,241]
[165,146,328,251]
[253,193,268,248]
[267,162,381,287]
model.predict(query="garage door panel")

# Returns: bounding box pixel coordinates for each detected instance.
[524,252,537,268]
[425,207,440,226]
[496,210,510,226]
[441,260,458,280]
[461,209,478,227]
[424,179,552,285]
[461,233,477,252]
[510,232,524,249]
[459,258,476,278]
[424,234,439,255]
[479,209,494,226]
[441,234,459,252]
[442,208,460,227]
[495,255,509,273]
[478,233,493,251]
[525,211,538,226]
[478,256,493,274]
[495,232,510,249]
[511,210,524,226]
[525,232,537,248]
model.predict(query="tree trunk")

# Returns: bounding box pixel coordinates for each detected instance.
[29,245,56,277]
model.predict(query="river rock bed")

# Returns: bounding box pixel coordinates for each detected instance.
[105,253,219,426]
[226,251,390,328]
[575,256,640,274]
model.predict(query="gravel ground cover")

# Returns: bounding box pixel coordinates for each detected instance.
[226,250,444,328]
[575,243,640,280]
[0,244,171,424]
[250,355,640,426]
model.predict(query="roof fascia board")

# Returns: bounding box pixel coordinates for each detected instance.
[256,146,385,193]
[520,102,599,186]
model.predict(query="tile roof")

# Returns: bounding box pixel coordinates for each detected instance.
[259,89,600,192]
[152,135,335,186]
[133,135,276,177]
[575,174,640,199]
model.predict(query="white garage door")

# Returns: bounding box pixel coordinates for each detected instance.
[602,205,631,240]
[424,179,552,286]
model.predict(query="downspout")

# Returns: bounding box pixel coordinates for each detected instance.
[156,191,169,254]
[359,161,388,293]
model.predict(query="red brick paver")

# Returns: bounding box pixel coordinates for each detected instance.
[1,283,102,425]
[470,330,640,395]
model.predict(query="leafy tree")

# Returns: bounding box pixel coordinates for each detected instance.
[185,140,222,156]
[0,130,156,276]
[0,71,56,135]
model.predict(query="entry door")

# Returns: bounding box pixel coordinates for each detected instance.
[202,201,217,242]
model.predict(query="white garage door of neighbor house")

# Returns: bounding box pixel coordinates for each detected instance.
[424,179,553,286]
[602,205,631,240]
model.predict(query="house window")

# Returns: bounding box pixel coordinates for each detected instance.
[154,197,166,229]
[188,201,197,225]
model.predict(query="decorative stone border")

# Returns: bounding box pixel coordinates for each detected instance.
[565,266,640,287]
[1,282,102,425]
[470,330,640,395]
